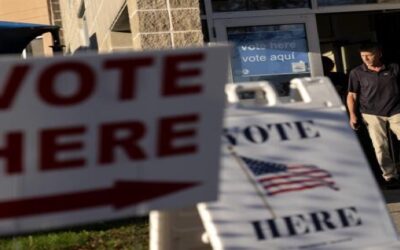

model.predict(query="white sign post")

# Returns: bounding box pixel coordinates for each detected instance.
[0,46,229,235]
[199,78,399,250]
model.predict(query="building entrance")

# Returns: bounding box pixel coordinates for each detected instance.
[317,11,400,75]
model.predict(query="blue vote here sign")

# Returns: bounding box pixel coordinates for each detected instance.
[228,25,310,78]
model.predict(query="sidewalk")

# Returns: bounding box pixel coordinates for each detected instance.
[383,189,400,233]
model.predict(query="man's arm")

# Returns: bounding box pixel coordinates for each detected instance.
[347,91,359,130]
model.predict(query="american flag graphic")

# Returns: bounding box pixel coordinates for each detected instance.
[241,156,339,196]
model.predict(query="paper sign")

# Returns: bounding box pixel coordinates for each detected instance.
[0,45,229,235]
[199,104,398,249]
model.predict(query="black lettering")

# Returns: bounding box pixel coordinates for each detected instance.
[267,218,281,238]
[270,123,292,141]
[337,207,362,227]
[243,125,268,144]
[294,120,320,139]
[222,128,237,146]
[283,214,310,236]
[284,216,297,236]
[310,211,336,232]
[250,207,362,241]
[251,220,266,240]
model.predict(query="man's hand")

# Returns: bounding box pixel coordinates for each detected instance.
[349,115,360,130]
[347,92,359,130]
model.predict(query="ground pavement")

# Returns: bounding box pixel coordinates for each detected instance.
[383,189,400,234]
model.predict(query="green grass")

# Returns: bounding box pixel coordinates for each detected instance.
[0,217,149,250]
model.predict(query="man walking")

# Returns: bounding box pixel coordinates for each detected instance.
[347,43,400,187]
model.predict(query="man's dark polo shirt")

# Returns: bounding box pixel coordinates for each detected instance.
[348,63,400,116]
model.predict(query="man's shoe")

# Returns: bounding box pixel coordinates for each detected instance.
[383,178,400,190]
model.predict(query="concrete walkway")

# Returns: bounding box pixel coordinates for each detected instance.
[384,189,400,233]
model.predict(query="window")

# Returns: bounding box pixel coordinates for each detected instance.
[201,20,210,42]
[110,6,132,51]
[23,37,45,58]
[200,0,206,15]
[77,1,90,48]
[211,0,310,12]
[318,0,400,6]
[199,0,209,42]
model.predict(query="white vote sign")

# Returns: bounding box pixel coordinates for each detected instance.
[0,46,229,235]
[199,78,399,250]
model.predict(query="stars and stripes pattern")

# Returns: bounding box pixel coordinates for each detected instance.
[241,156,339,196]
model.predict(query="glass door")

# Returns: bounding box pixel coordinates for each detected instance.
[214,15,323,97]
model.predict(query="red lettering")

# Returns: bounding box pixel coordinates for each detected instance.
[104,58,154,100]
[40,126,86,170]
[0,65,30,109]
[157,114,199,157]
[0,132,23,174]
[38,62,95,106]
[99,121,147,164]
[0,114,202,174]
[162,53,203,96]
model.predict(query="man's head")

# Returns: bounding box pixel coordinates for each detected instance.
[359,43,383,67]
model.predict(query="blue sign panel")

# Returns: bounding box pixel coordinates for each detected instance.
[228,24,310,81]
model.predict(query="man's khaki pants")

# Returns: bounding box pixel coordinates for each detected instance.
[362,113,400,181]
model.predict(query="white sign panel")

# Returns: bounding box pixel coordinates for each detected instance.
[0,46,229,235]
[199,105,398,249]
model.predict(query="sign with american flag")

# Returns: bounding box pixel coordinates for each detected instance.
[240,156,339,196]
[198,78,399,250]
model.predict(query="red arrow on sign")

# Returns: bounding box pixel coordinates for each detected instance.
[0,180,198,219]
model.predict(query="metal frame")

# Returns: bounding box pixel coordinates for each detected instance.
[204,1,400,18]
[315,3,400,13]
[203,1,400,21]
[202,0,215,42]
